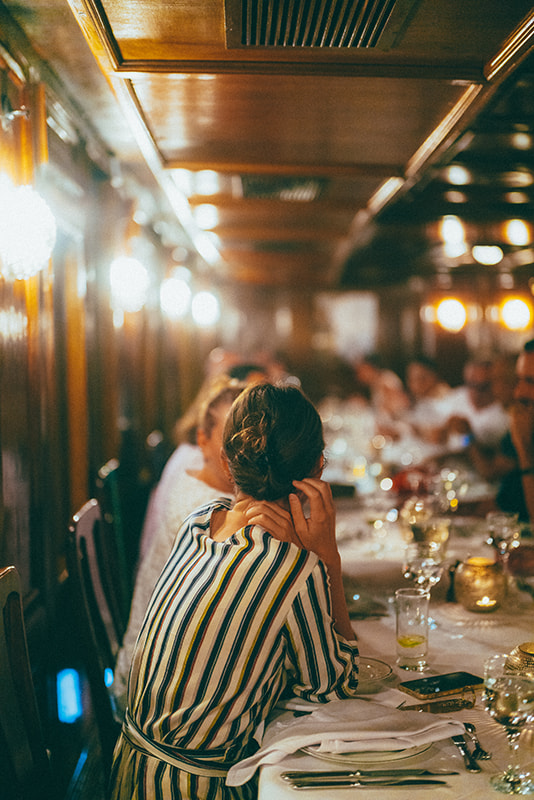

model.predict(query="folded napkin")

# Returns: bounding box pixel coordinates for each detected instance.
[226,697,465,786]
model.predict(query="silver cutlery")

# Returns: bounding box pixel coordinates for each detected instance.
[287,778,449,789]
[463,722,491,759]
[451,734,482,772]
[281,768,458,781]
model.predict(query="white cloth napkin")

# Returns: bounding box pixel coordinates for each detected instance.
[226,697,465,786]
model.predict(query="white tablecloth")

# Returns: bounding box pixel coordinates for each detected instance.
[258,507,534,799]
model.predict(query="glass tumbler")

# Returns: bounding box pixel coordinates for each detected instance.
[395,587,430,671]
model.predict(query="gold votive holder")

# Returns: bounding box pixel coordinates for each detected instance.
[507,642,534,676]
[454,556,507,613]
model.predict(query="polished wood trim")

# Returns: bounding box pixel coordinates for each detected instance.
[164,160,402,177]
[485,9,534,81]
[112,57,485,81]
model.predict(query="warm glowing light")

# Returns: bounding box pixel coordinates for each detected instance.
[511,132,532,150]
[436,298,467,332]
[444,190,468,203]
[194,204,219,229]
[445,165,471,185]
[500,298,532,331]
[0,174,56,280]
[444,240,468,258]
[504,219,530,246]
[440,216,465,242]
[472,245,503,265]
[440,215,468,258]
[160,277,191,319]
[110,256,150,312]
[191,291,220,326]
[196,170,221,195]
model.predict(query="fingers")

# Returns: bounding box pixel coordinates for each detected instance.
[245,500,299,544]
[292,478,334,519]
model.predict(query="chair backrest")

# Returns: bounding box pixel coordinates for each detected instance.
[67,499,122,776]
[0,566,54,800]
[96,459,132,631]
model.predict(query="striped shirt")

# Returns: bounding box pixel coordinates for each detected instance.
[110,498,359,799]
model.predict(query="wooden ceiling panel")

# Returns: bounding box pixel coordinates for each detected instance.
[103,0,225,56]
[130,73,466,168]
[393,0,533,61]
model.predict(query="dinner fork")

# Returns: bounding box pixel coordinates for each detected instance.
[463,722,491,759]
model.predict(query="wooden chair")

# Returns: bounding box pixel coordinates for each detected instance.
[0,565,55,800]
[66,499,123,778]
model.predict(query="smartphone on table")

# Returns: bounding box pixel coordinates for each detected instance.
[398,670,484,700]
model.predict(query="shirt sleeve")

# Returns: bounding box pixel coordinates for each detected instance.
[283,560,359,703]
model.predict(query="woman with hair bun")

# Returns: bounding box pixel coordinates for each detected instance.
[110,383,359,800]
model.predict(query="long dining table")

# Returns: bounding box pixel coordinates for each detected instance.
[256,496,534,799]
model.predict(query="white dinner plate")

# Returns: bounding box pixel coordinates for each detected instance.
[300,742,432,765]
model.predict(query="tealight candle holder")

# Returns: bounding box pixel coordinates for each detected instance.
[454,556,507,613]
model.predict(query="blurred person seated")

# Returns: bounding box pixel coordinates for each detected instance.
[404,355,452,439]
[354,353,410,432]
[491,352,518,411]
[496,339,534,522]
[113,375,247,713]
[429,358,509,453]
[110,383,358,800]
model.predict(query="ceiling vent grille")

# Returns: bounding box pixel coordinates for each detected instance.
[226,0,398,48]
[240,176,326,201]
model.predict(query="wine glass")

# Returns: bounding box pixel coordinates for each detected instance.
[486,511,520,559]
[483,653,534,794]
[402,541,444,629]
[402,541,445,592]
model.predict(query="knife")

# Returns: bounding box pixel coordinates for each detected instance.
[282,768,458,780]
[451,734,481,772]
[287,778,449,789]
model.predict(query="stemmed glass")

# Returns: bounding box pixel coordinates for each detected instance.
[402,541,445,629]
[483,653,534,794]
[486,511,520,559]
[402,540,445,592]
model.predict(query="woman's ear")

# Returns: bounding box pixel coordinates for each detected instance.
[310,453,324,479]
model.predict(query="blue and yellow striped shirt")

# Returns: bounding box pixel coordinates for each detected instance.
[111,498,358,799]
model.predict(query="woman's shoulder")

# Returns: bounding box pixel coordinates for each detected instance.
[246,525,321,566]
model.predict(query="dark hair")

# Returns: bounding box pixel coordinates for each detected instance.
[409,354,439,374]
[524,339,534,353]
[223,383,324,501]
[227,363,267,382]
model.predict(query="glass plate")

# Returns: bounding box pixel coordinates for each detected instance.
[301,742,432,765]
[357,656,393,690]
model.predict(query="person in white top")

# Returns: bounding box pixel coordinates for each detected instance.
[112,375,247,715]
[431,359,510,451]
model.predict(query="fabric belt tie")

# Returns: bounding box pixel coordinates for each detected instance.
[122,710,229,778]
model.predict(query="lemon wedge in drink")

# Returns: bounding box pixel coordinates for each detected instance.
[397,634,426,648]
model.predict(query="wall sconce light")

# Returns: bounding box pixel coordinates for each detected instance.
[191,290,220,327]
[499,298,532,331]
[160,275,191,319]
[435,297,467,332]
[109,255,150,313]
[0,174,56,280]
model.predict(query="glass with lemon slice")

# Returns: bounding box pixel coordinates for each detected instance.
[395,588,429,671]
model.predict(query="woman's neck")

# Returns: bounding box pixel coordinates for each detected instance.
[209,496,252,541]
